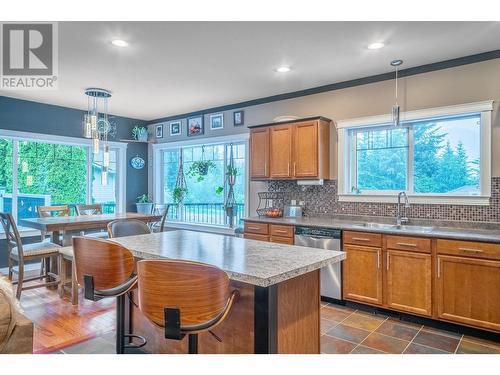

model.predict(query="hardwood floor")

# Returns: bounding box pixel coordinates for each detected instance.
[19,287,115,353]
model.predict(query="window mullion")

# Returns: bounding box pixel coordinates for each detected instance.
[12,141,19,223]
[407,126,414,194]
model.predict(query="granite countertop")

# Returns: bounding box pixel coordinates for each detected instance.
[243,216,500,244]
[109,230,345,287]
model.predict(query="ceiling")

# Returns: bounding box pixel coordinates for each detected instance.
[1,21,500,121]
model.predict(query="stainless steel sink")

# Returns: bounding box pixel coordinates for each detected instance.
[351,222,434,233]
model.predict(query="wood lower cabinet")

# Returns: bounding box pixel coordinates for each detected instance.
[249,127,270,179]
[343,244,383,305]
[436,255,500,331]
[243,221,294,245]
[244,233,269,241]
[385,249,432,316]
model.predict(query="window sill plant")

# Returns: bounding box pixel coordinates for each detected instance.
[136,193,154,214]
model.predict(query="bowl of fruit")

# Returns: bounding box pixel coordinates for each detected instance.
[265,207,283,218]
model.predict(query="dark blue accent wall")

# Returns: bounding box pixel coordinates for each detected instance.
[0,95,148,267]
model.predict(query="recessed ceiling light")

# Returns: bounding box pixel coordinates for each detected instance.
[111,39,129,47]
[367,42,385,50]
[276,66,291,73]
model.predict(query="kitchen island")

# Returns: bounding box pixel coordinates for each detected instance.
[110,230,345,354]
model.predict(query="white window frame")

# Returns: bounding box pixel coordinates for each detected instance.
[151,133,250,234]
[0,129,127,237]
[337,101,493,205]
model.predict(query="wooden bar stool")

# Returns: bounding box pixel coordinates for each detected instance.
[72,237,146,353]
[137,259,239,354]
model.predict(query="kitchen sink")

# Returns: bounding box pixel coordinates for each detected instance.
[351,222,434,233]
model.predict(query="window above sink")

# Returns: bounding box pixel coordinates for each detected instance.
[337,101,493,206]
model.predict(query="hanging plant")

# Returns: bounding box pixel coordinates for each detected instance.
[215,165,239,195]
[172,152,188,205]
[172,186,188,204]
[187,145,215,182]
[188,160,216,182]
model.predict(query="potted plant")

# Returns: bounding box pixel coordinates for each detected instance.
[187,160,216,182]
[136,193,154,214]
[172,186,188,204]
[132,126,149,142]
[215,165,239,195]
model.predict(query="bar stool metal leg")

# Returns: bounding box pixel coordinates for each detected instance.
[116,294,126,354]
[188,334,198,354]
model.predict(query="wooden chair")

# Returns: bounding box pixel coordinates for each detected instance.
[107,219,151,238]
[149,204,171,232]
[75,204,108,239]
[37,205,70,241]
[0,212,60,300]
[72,237,146,354]
[137,259,239,354]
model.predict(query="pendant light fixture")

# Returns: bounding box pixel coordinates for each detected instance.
[390,59,403,127]
[83,88,112,185]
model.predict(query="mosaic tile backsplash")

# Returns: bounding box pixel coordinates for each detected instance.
[267,177,500,223]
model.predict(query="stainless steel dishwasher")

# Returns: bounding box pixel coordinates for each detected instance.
[294,226,343,301]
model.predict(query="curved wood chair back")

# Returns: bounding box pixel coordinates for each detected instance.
[37,205,70,217]
[0,212,23,260]
[75,204,103,216]
[137,260,232,328]
[107,219,151,238]
[72,237,135,291]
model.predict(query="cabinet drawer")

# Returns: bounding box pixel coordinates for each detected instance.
[386,235,431,253]
[270,236,294,245]
[437,239,500,261]
[344,231,382,247]
[244,233,269,241]
[270,224,294,238]
[244,222,269,235]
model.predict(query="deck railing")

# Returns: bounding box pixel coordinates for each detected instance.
[168,203,245,227]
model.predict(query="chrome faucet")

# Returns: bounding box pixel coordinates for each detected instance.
[396,191,410,226]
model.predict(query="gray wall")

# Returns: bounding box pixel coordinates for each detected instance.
[146,58,500,215]
[0,95,149,212]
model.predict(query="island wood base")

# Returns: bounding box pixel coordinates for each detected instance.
[127,269,320,354]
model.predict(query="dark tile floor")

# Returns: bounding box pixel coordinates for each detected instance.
[320,303,500,354]
[59,302,500,354]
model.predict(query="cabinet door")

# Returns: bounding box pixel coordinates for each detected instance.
[385,250,432,316]
[244,233,269,242]
[436,255,500,331]
[343,244,383,305]
[250,128,270,179]
[269,125,293,178]
[270,236,294,245]
[293,121,318,178]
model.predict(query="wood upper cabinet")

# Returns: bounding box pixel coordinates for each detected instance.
[343,244,383,305]
[249,127,270,179]
[269,124,293,178]
[249,117,331,181]
[384,249,432,317]
[436,255,500,331]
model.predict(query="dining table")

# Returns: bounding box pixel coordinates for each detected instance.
[20,212,162,246]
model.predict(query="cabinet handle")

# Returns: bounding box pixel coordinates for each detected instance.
[437,257,441,278]
[264,163,267,176]
[386,252,390,271]
[352,237,370,242]
[288,162,290,175]
[274,229,288,234]
[396,242,417,248]
[293,162,296,176]
[377,250,380,269]
[458,247,483,253]
[248,226,260,230]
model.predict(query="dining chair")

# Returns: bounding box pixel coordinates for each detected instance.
[37,205,70,242]
[137,259,239,354]
[107,219,151,238]
[0,212,61,300]
[75,203,108,239]
[149,204,171,232]
[72,237,146,353]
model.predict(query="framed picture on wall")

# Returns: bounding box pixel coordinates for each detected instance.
[210,113,224,130]
[233,110,244,126]
[187,115,204,136]
[155,124,163,138]
[169,121,181,136]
